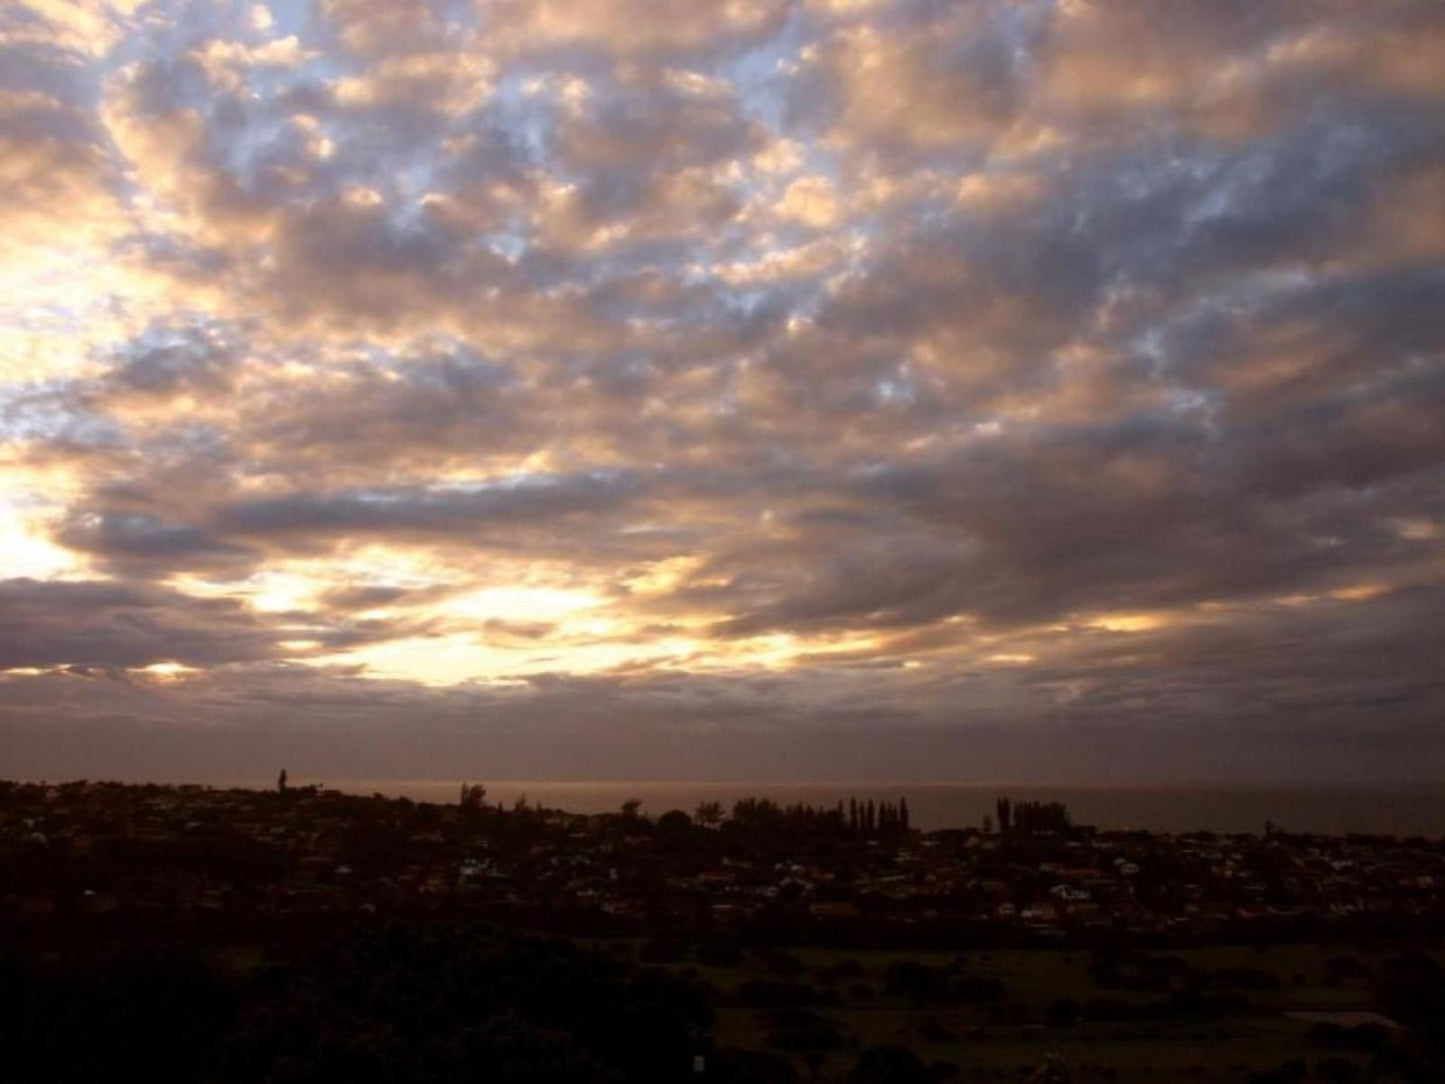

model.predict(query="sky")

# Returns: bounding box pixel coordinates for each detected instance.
[1,0,1443,785]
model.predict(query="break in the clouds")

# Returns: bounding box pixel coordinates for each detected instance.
[2,0,1443,783]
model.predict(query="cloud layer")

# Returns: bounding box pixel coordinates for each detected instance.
[2,0,1443,782]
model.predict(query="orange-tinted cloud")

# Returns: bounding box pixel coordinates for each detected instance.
[2,0,1443,781]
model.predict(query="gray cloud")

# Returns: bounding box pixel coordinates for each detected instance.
[0,578,279,670]
[1,0,1442,782]
[2,584,1442,782]
[55,511,261,576]
[215,471,645,538]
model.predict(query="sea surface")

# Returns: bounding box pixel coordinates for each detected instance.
[256,780,1445,837]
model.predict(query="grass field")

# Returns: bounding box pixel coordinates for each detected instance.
[667,940,1410,1080]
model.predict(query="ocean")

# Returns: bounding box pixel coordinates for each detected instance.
[270,780,1445,837]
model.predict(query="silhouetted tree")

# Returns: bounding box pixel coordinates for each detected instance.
[459,783,487,813]
[217,925,713,1082]
[1011,800,1071,833]
[848,1045,929,1083]
[658,809,693,834]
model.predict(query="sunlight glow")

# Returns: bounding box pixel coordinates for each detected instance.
[1088,613,1166,633]
[0,489,84,579]
[440,586,602,623]
[135,662,200,682]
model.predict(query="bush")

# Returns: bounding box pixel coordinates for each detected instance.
[756,948,806,977]
[848,1045,931,1084]
[918,1016,955,1043]
[2,926,715,1084]
[711,1049,801,1083]
[1046,998,1082,1028]
[640,937,690,964]
[1314,1058,1361,1084]
[760,1008,844,1052]
[698,940,746,968]
[738,979,820,1008]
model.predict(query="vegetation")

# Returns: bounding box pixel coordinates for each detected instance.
[0,924,712,1083]
[3,780,1443,1080]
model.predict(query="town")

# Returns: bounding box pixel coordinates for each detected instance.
[3,779,1444,1082]
[4,780,1442,944]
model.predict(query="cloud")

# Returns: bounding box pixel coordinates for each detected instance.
[215,471,645,541]
[790,3,1043,161]
[1,0,1442,781]
[3,584,1443,781]
[484,0,791,62]
[56,511,260,577]
[0,577,279,670]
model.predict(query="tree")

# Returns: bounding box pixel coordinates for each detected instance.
[620,797,643,820]
[996,796,1012,834]
[1012,800,1071,834]
[695,800,724,828]
[658,809,693,834]
[213,925,714,1082]
[899,797,910,832]
[1047,998,1082,1028]
[848,1045,929,1083]
[277,769,288,795]
[803,1047,826,1079]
